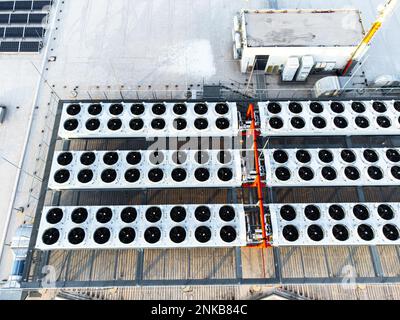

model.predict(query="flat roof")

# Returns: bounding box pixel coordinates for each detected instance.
[243,9,365,47]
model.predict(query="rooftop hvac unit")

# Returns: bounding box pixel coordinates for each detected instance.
[282,57,299,82]
[36,204,247,250]
[313,76,341,97]
[269,202,400,246]
[296,56,314,82]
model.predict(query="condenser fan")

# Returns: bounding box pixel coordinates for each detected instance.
[66,104,81,116]
[151,118,166,130]
[291,117,305,129]
[312,117,326,129]
[78,169,93,183]
[80,152,96,165]
[57,152,73,166]
[382,224,399,241]
[146,207,162,223]
[64,119,79,131]
[172,151,187,165]
[344,166,360,180]
[275,167,291,181]
[267,102,282,114]
[109,103,124,116]
[107,118,122,131]
[144,227,161,244]
[220,226,237,243]
[129,118,144,131]
[173,118,187,130]
[170,206,187,222]
[269,117,283,129]
[329,205,345,220]
[88,104,102,115]
[148,168,164,182]
[119,227,136,244]
[194,118,209,130]
[298,167,314,181]
[71,208,88,224]
[215,103,229,115]
[351,102,366,113]
[282,225,299,242]
[355,116,369,128]
[171,168,187,182]
[357,224,374,241]
[194,103,208,115]
[288,102,302,114]
[101,169,117,183]
[195,226,212,243]
[319,150,333,163]
[195,151,209,164]
[334,116,348,129]
[310,102,323,113]
[103,152,119,165]
[330,102,344,114]
[121,207,137,223]
[372,101,387,113]
[42,228,60,245]
[96,207,113,223]
[46,208,63,224]
[273,150,288,164]
[170,226,186,243]
[332,225,349,241]
[321,167,337,181]
[378,204,394,220]
[195,168,210,182]
[296,150,311,163]
[341,149,356,163]
[307,225,324,241]
[152,103,166,115]
[131,103,145,115]
[86,118,100,131]
[367,166,383,180]
[217,151,232,164]
[218,168,233,181]
[280,205,296,221]
[149,151,164,165]
[304,205,320,221]
[195,206,211,222]
[386,149,400,163]
[68,228,85,245]
[216,117,230,130]
[54,169,70,184]
[391,166,400,179]
[377,116,391,128]
[93,227,111,244]
[126,152,142,165]
[353,204,369,220]
[173,103,187,115]
[394,101,400,112]
[219,206,235,222]
[125,169,140,183]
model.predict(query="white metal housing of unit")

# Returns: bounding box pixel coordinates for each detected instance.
[269,202,400,246]
[258,100,400,136]
[58,101,239,139]
[235,9,365,74]
[296,56,314,81]
[49,149,242,190]
[35,204,247,250]
[263,148,400,187]
[281,57,300,82]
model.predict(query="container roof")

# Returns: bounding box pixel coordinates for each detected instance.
[243,9,365,47]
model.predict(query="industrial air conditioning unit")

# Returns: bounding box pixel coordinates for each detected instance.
[281,57,300,82]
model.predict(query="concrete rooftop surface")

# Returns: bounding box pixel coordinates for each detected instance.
[0,0,399,299]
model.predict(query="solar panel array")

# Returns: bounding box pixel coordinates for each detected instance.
[0,0,52,53]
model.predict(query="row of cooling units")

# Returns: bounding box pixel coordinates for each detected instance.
[58,100,400,139]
